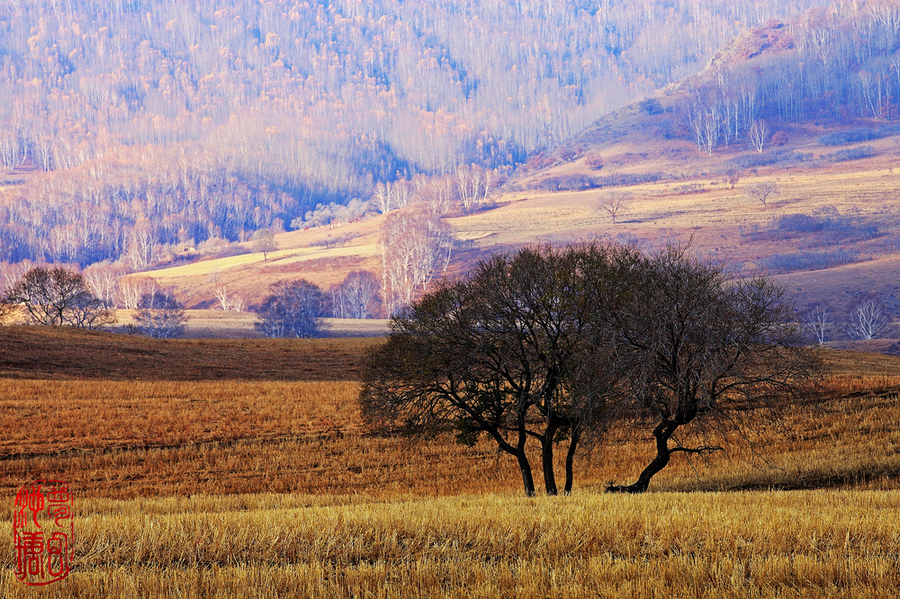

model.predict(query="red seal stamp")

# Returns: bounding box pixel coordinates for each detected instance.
[13,480,74,586]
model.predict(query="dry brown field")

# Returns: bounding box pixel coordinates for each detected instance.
[1,329,900,597]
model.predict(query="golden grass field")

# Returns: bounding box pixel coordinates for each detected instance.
[1,329,900,596]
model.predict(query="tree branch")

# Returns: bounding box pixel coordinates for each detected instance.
[669,445,724,455]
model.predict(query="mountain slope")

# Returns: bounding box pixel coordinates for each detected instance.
[0,1,820,267]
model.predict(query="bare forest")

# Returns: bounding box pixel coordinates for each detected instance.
[0,0,826,269]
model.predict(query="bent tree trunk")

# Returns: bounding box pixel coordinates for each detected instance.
[564,427,580,495]
[607,421,678,494]
[516,417,536,497]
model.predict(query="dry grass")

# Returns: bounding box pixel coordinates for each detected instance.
[2,347,900,500]
[1,491,898,598]
[2,331,900,597]
[0,326,379,381]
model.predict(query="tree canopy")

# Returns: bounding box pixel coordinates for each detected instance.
[134,289,187,339]
[255,279,324,339]
[3,266,114,329]
[361,243,821,496]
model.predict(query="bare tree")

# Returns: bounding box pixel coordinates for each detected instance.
[599,193,629,224]
[134,289,187,339]
[380,207,454,315]
[606,245,820,494]
[1,261,34,295]
[126,216,158,271]
[331,270,381,319]
[255,279,323,338]
[748,120,769,153]
[846,298,891,340]
[372,183,391,214]
[455,164,494,212]
[119,277,157,310]
[745,181,780,208]
[804,305,830,345]
[4,267,114,329]
[251,228,278,261]
[214,285,244,312]
[414,175,456,215]
[83,262,124,308]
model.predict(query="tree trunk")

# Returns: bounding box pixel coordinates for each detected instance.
[564,427,580,496]
[607,421,678,494]
[516,420,535,497]
[540,425,559,496]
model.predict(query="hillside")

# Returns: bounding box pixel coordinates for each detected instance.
[0,2,897,341]
[0,0,811,269]
[0,325,378,380]
[0,0,817,268]
[140,114,900,336]
[113,6,900,334]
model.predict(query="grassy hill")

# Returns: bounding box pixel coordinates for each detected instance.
[64,13,897,341]
[139,115,900,336]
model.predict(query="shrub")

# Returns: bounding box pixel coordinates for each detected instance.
[534,175,601,191]
[595,172,664,188]
[638,98,664,115]
[584,154,604,170]
[776,213,878,242]
[823,146,876,162]
[760,250,859,273]
[726,151,812,170]
[819,129,879,146]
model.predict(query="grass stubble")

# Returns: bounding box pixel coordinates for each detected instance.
[1,333,899,597]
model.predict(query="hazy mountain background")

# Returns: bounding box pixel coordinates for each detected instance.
[0,0,832,266]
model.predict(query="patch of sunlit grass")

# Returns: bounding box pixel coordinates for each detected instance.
[1,490,898,598]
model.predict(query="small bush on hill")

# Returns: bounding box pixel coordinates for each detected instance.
[818,124,900,146]
[823,145,876,162]
[726,150,813,170]
[760,250,859,273]
[819,129,879,145]
[776,213,878,241]
[638,98,664,115]
[534,175,601,191]
[595,172,664,188]
[584,154,604,170]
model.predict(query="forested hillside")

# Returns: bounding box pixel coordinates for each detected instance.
[0,0,819,267]
[667,5,900,156]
